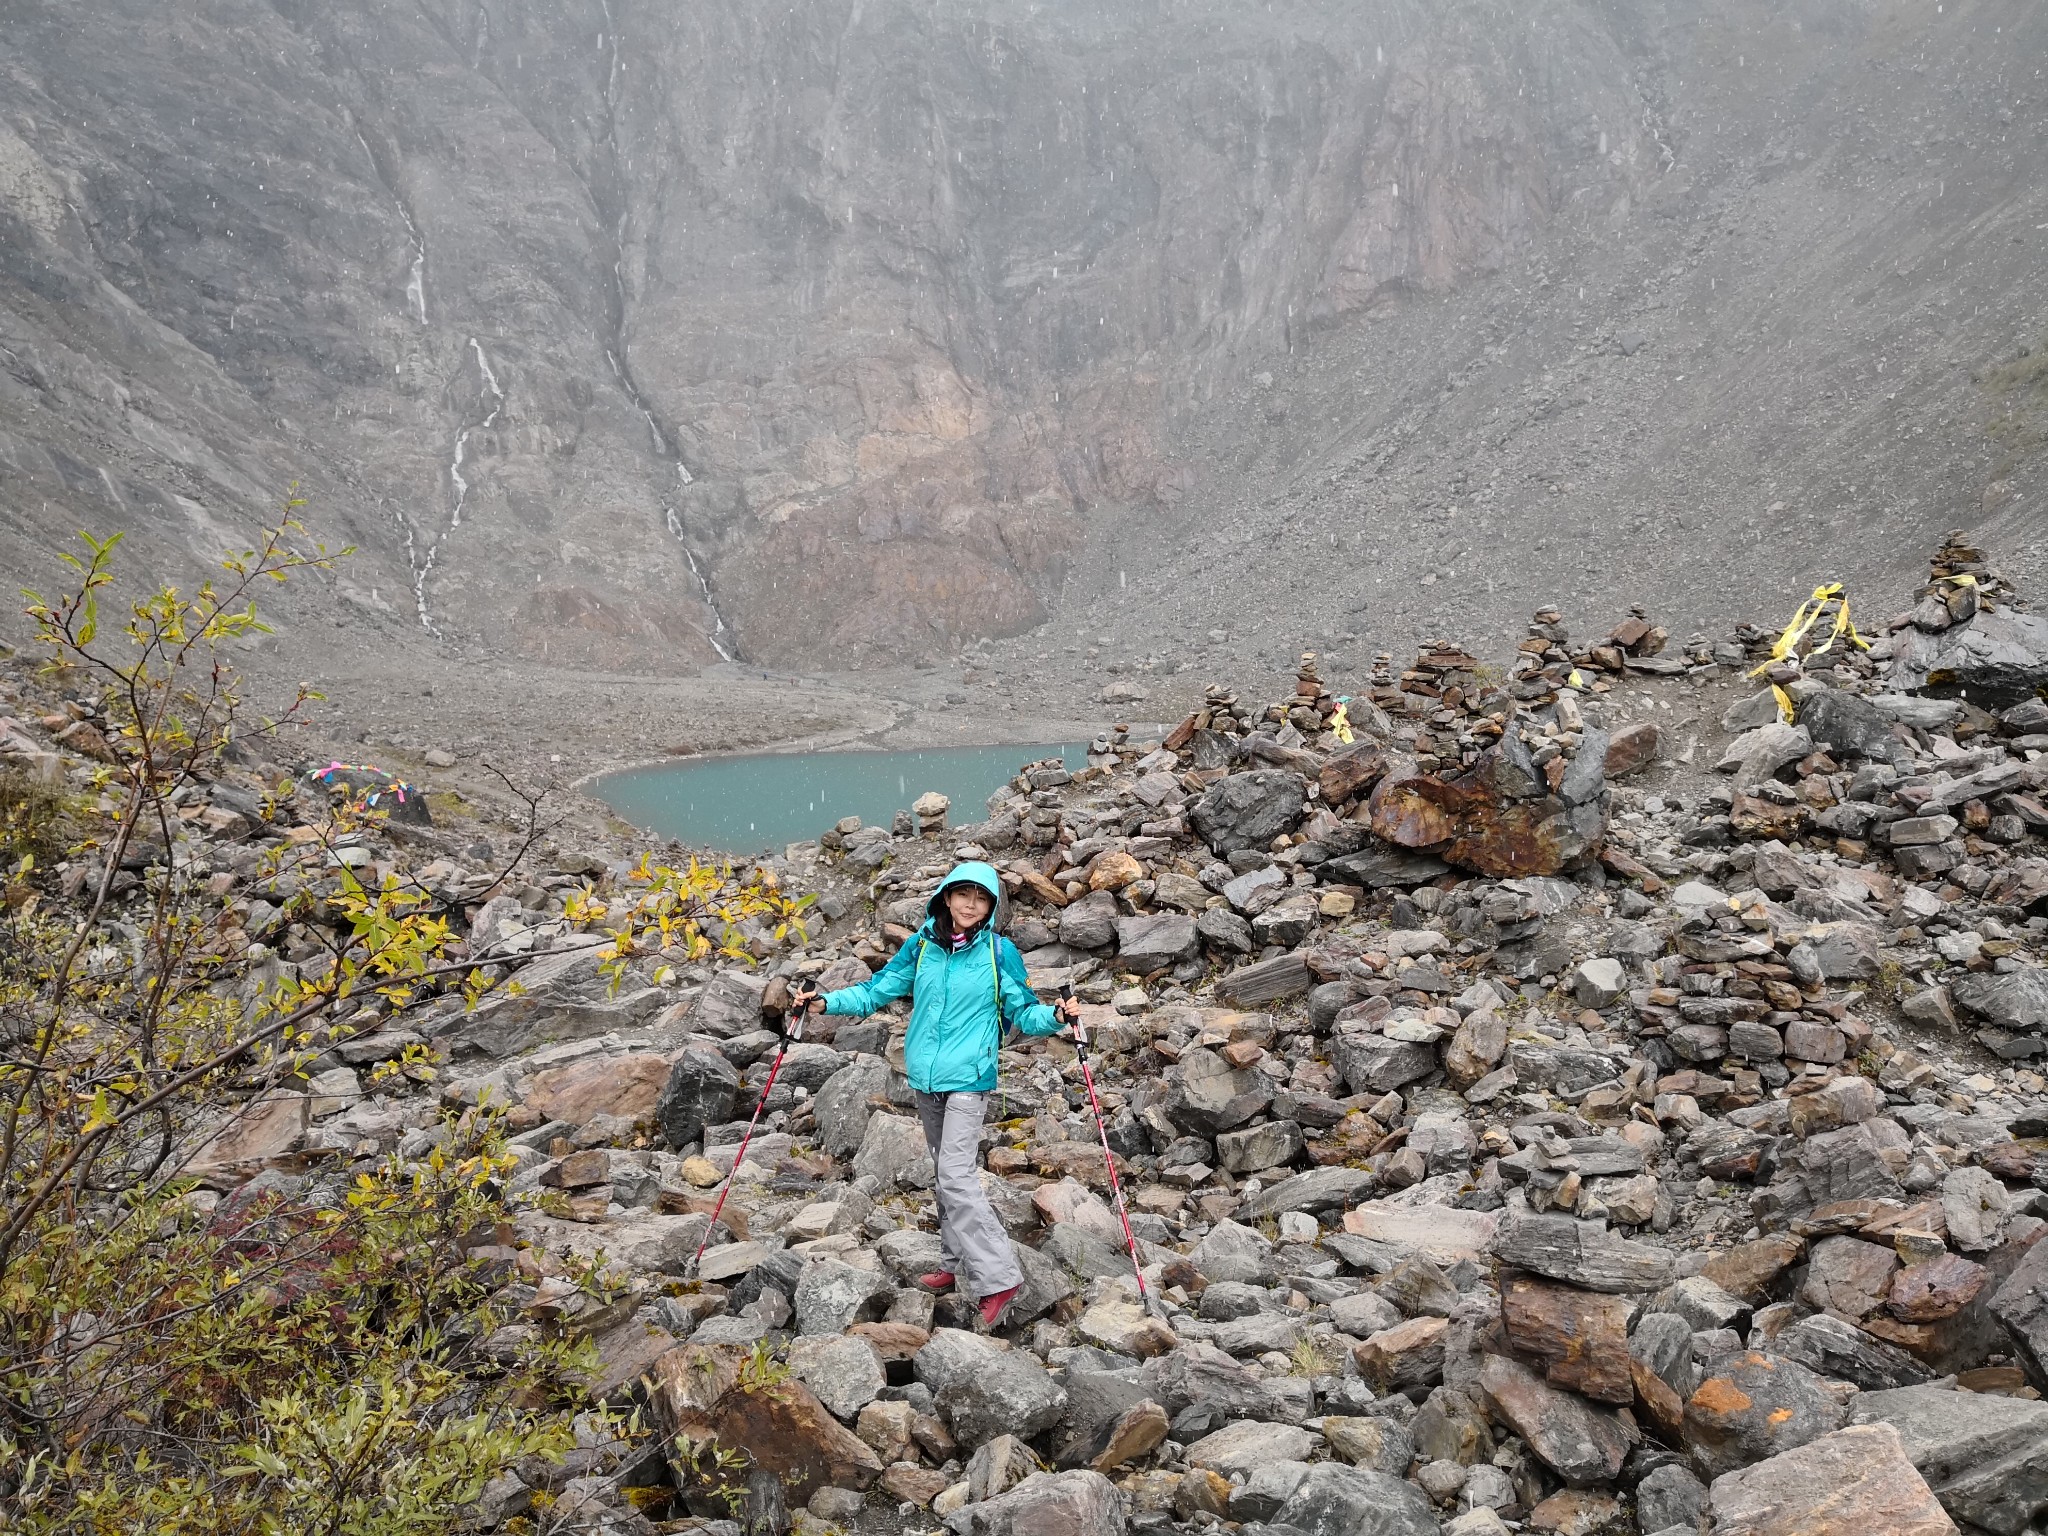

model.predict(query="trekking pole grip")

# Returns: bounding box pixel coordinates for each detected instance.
[1060,983,1085,1052]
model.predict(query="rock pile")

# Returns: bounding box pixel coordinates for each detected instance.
[13,542,2048,1536]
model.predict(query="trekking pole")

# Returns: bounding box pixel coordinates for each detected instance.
[1064,984,1157,1316]
[689,989,807,1274]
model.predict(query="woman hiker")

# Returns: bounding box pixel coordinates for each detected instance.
[790,859,1079,1327]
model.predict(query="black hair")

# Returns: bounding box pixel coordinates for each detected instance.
[930,881,994,943]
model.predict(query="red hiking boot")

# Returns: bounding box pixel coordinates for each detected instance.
[916,1271,956,1294]
[978,1284,1021,1327]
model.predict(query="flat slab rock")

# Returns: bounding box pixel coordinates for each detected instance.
[1850,1384,2048,1536]
[1491,1212,1676,1293]
[1708,1422,1957,1536]
[1343,1200,1500,1268]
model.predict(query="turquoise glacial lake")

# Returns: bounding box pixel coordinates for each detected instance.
[592,742,1086,853]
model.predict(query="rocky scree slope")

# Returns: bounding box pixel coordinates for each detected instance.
[4,0,2042,697]
[11,538,2048,1534]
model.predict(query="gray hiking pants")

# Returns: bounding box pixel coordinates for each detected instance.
[913,1089,1021,1298]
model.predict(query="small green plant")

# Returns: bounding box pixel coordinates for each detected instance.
[668,1434,751,1517]
[1287,1335,1345,1377]
[1874,957,1909,1005]
[736,1339,791,1392]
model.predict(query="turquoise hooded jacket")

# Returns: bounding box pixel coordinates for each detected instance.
[821,860,1062,1094]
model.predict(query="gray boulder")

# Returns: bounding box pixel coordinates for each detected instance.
[1228,1460,1312,1523]
[1239,1165,1375,1218]
[941,1470,1125,1536]
[1167,1047,1271,1135]
[793,1257,893,1335]
[1189,1219,1273,1284]
[1636,1463,1707,1535]
[1184,1419,1315,1477]
[813,1053,889,1157]
[656,1047,740,1149]
[1116,913,1199,972]
[686,969,768,1037]
[1715,722,1813,785]
[1773,1312,1930,1391]
[1059,890,1119,950]
[776,1041,845,1095]
[1331,1034,1438,1096]
[1139,1338,1295,1426]
[1198,1281,1275,1322]
[1889,606,2048,707]
[1197,906,1255,956]
[1953,970,2048,1032]
[1271,1461,1441,1536]
[1191,770,1308,856]
[785,1333,887,1420]
[852,1112,934,1189]
[914,1328,1068,1448]
[1210,1311,1305,1358]
[1629,1312,1700,1400]
[1798,687,1899,759]
[1990,1237,2048,1391]
[1215,1119,1303,1174]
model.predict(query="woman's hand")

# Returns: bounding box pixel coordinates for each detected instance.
[1054,994,1083,1026]
[789,981,823,1017]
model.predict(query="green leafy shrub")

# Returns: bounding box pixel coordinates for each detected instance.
[0,516,812,1531]
[0,521,591,1533]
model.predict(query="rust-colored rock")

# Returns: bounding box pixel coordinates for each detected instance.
[540,1148,613,1189]
[524,1052,671,1127]
[1979,1142,2037,1181]
[1319,743,1388,805]
[706,1379,884,1500]
[1090,1400,1170,1472]
[648,1343,745,1438]
[1603,723,1661,778]
[1086,851,1145,892]
[1731,794,1807,840]
[1354,1315,1449,1394]
[878,1463,951,1507]
[1631,1356,1686,1443]
[1708,1422,1957,1536]
[1701,1234,1806,1302]
[849,1321,932,1361]
[1368,745,1600,878]
[1529,1489,1626,1536]
[1886,1253,1987,1322]
[1174,1468,1231,1519]
[1501,1273,1634,1404]
[1368,769,1463,848]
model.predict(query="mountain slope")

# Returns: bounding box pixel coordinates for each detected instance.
[0,0,2041,691]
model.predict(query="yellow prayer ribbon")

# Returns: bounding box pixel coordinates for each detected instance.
[1750,581,1869,682]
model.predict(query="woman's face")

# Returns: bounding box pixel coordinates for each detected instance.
[945,884,993,930]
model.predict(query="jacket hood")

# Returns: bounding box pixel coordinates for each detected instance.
[926,860,1009,932]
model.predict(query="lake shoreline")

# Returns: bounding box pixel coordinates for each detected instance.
[588,733,1110,852]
